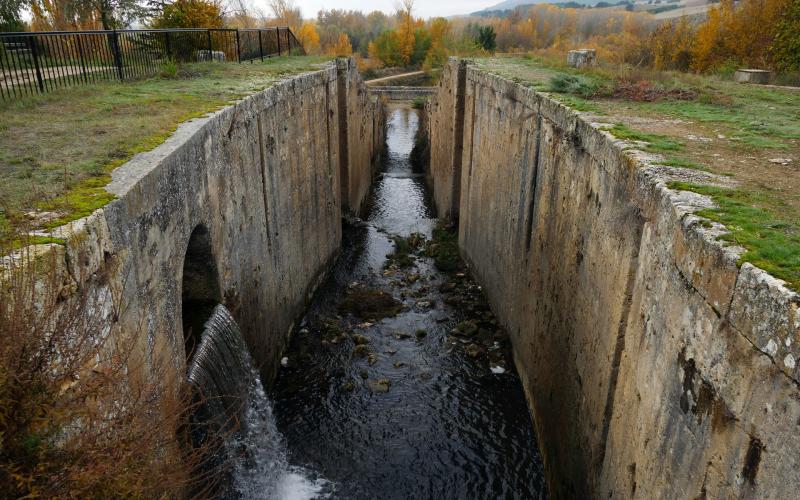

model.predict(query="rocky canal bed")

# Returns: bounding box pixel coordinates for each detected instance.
[281,225,516,394]
[269,106,546,499]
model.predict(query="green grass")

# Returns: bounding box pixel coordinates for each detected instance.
[0,56,332,232]
[609,123,684,153]
[668,182,800,291]
[554,94,602,113]
[658,155,707,171]
[639,87,800,149]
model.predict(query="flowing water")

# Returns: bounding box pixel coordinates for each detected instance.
[267,105,548,499]
[190,305,330,499]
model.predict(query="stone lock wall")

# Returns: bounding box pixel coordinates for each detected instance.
[47,58,383,386]
[429,58,800,498]
[338,58,385,215]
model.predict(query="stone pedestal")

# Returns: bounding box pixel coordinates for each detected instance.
[734,69,771,84]
[196,50,226,62]
[567,49,597,68]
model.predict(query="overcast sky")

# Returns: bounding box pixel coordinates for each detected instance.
[259,0,498,19]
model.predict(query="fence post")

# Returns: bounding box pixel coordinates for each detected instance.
[110,30,124,80]
[207,29,213,60]
[27,36,45,92]
[286,27,291,54]
[164,31,171,60]
[235,29,241,63]
[258,30,263,61]
[76,35,88,82]
[276,27,281,56]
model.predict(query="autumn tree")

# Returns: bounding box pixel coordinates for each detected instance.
[369,30,402,66]
[772,0,800,71]
[150,0,223,28]
[327,32,353,56]
[396,0,416,65]
[691,0,789,72]
[297,21,321,54]
[651,17,693,71]
[423,17,450,69]
[30,0,145,29]
[268,0,300,32]
[227,0,264,29]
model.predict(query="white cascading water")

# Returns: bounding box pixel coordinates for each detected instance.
[188,305,330,499]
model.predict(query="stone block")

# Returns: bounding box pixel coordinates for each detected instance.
[734,69,771,84]
[567,49,596,68]
[197,50,226,62]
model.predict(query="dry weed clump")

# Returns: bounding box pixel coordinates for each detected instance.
[0,236,220,498]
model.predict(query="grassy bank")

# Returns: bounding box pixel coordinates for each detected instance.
[475,55,800,291]
[0,56,331,238]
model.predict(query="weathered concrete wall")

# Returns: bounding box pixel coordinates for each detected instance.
[338,58,385,215]
[428,60,467,220]
[48,58,382,385]
[430,59,800,498]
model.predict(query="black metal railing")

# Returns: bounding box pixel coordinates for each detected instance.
[0,27,304,101]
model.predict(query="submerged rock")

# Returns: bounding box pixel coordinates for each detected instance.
[352,333,370,345]
[338,285,403,319]
[455,321,478,336]
[466,344,484,359]
[415,329,428,339]
[368,379,391,393]
[353,345,371,358]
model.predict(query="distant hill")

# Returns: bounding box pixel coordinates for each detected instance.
[473,0,598,15]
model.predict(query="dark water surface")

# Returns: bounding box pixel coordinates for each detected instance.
[270,106,547,499]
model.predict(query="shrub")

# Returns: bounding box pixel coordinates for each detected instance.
[160,59,179,79]
[0,234,221,497]
[548,73,600,98]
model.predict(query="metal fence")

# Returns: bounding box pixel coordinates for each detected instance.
[0,27,303,101]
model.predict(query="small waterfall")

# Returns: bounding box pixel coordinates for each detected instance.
[187,305,330,499]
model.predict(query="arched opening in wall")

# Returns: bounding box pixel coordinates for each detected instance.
[181,224,221,359]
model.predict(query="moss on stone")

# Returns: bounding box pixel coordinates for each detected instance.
[668,181,800,291]
[427,223,461,273]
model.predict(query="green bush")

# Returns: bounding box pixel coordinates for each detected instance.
[548,73,600,98]
[159,59,179,79]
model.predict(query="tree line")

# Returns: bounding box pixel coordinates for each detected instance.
[1,0,798,73]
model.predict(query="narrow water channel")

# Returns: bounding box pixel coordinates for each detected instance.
[269,105,547,499]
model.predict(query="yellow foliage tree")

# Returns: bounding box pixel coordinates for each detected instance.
[151,0,224,29]
[651,18,693,71]
[297,21,321,54]
[691,0,788,72]
[423,17,449,69]
[396,0,416,66]
[327,33,353,56]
